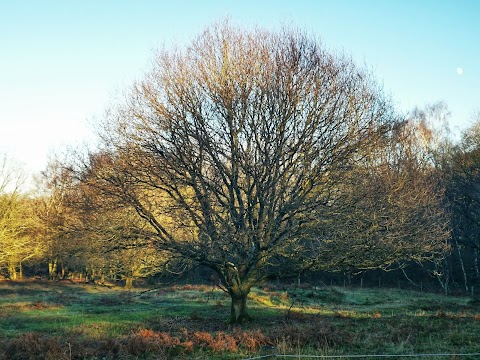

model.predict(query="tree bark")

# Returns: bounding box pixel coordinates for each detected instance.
[8,263,17,280]
[125,277,134,289]
[61,263,66,279]
[229,291,251,324]
[49,259,58,280]
[453,237,468,292]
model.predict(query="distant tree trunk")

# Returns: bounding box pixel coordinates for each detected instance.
[90,266,96,282]
[475,250,480,282]
[8,263,17,280]
[18,262,23,280]
[435,263,450,295]
[453,238,468,293]
[49,259,58,280]
[125,277,133,289]
[60,263,66,279]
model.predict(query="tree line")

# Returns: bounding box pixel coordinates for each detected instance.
[0,22,478,322]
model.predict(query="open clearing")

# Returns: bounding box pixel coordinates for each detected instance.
[1,281,480,359]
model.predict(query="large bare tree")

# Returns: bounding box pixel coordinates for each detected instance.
[74,23,447,322]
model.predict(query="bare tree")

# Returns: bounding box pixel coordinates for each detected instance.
[73,22,445,323]
[0,154,25,195]
[317,119,450,274]
[443,116,480,292]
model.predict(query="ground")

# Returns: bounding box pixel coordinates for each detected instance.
[1,280,480,359]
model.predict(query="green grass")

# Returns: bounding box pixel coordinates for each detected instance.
[1,281,480,359]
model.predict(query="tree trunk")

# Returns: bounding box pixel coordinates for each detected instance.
[229,292,251,324]
[475,249,480,281]
[125,277,134,290]
[49,259,58,280]
[215,264,255,323]
[61,264,66,279]
[453,237,468,292]
[8,263,17,280]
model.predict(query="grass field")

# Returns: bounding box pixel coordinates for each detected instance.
[1,280,480,359]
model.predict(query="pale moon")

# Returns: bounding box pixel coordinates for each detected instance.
[456,67,463,75]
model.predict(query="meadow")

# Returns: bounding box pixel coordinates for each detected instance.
[1,280,480,359]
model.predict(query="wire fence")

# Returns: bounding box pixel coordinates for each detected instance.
[240,352,480,360]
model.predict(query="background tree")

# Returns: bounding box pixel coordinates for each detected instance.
[70,23,449,323]
[0,155,44,279]
[38,155,170,285]
[316,118,450,275]
[443,117,480,292]
[36,160,83,280]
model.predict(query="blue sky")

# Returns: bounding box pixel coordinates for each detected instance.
[1,0,479,174]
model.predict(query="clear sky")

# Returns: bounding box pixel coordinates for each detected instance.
[1,0,479,175]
